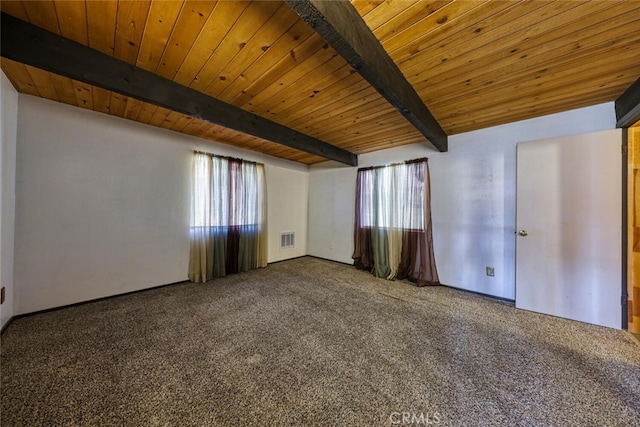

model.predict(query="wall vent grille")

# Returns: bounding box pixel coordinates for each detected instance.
[280,231,295,250]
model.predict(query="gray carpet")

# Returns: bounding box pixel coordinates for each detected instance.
[1,257,639,426]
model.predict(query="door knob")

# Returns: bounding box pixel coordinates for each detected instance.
[518,230,528,236]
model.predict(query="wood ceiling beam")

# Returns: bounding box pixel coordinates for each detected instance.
[0,12,358,166]
[285,0,448,152]
[616,77,640,128]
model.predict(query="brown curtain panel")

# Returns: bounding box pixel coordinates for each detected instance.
[352,158,439,286]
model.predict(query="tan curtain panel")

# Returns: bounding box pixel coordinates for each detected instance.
[256,163,268,269]
[189,152,267,283]
[352,158,439,286]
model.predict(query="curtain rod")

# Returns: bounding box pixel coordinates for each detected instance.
[357,157,428,172]
[193,150,262,167]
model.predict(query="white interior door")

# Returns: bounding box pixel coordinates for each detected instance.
[515,129,622,329]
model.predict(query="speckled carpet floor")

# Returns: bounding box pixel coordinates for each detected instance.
[2,257,639,426]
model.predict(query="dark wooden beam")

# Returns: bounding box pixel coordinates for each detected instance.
[0,13,357,166]
[616,77,640,128]
[285,0,448,152]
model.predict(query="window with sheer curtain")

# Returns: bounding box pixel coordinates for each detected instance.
[189,152,267,283]
[352,158,439,286]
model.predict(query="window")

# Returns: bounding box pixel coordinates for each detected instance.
[359,163,425,230]
[191,154,263,228]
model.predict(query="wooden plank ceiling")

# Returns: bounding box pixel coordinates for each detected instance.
[2,0,639,165]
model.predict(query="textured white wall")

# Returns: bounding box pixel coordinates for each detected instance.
[14,95,309,315]
[308,103,617,300]
[1,71,18,328]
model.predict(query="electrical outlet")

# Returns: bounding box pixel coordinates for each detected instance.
[1,286,5,304]
[486,267,494,277]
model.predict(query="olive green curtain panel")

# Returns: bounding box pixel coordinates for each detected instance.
[353,158,439,286]
[189,152,267,283]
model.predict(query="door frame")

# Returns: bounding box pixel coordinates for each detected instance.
[622,129,628,329]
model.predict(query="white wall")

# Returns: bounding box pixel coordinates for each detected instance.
[9,93,620,312]
[308,103,617,300]
[1,71,18,329]
[266,165,308,262]
[14,95,308,315]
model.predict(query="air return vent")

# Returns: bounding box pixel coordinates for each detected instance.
[280,231,295,250]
